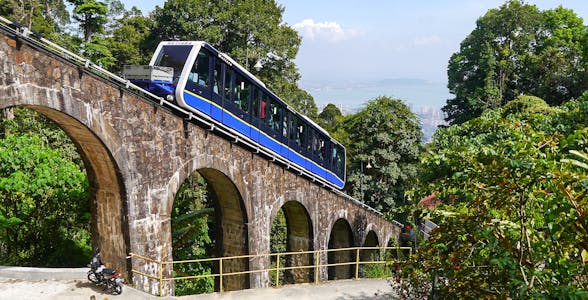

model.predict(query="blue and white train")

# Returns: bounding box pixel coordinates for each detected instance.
[131,41,346,189]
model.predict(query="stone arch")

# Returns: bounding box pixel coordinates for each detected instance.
[327,218,354,280]
[168,167,250,292]
[0,105,130,277]
[270,200,314,284]
[360,230,380,276]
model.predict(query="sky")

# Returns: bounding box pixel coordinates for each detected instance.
[121,0,588,111]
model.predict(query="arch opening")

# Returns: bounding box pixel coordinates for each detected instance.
[327,218,354,280]
[360,230,380,277]
[0,106,129,277]
[170,168,249,295]
[270,200,313,286]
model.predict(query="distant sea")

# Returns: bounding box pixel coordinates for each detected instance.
[300,78,450,142]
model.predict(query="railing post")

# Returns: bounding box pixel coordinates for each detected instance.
[275,253,280,287]
[314,250,319,285]
[355,248,360,280]
[219,258,224,293]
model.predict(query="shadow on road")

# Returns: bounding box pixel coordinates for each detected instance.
[335,291,394,300]
[75,280,114,295]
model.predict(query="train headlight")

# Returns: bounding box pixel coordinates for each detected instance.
[166,94,174,102]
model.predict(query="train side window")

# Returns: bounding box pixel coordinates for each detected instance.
[306,127,315,156]
[318,137,326,161]
[291,116,305,148]
[261,95,268,120]
[252,87,260,118]
[234,73,250,113]
[331,145,338,169]
[289,114,296,141]
[300,121,306,148]
[283,111,289,138]
[268,99,281,133]
[188,49,210,87]
[335,146,344,175]
[213,59,222,95]
[224,68,233,101]
[312,132,319,157]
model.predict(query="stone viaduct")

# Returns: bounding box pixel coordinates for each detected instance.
[0,25,400,295]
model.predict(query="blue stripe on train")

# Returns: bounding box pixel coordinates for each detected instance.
[183,91,344,189]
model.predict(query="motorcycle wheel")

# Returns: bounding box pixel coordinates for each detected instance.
[87,272,100,284]
[109,282,122,295]
[113,284,123,295]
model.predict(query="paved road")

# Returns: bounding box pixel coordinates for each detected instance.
[0,267,396,300]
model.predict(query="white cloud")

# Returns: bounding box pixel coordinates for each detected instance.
[292,19,360,43]
[413,35,442,46]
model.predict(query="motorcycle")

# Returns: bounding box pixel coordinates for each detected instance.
[87,254,123,295]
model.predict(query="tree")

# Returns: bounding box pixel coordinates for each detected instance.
[444,0,588,125]
[0,0,69,36]
[171,172,215,295]
[0,108,91,267]
[344,96,422,212]
[106,6,153,72]
[0,134,90,267]
[69,0,108,42]
[318,103,343,132]
[402,95,588,298]
[149,0,316,118]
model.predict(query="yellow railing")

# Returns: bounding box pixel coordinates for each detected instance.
[130,247,412,295]
[130,246,412,296]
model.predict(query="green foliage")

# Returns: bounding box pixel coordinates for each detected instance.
[403,98,588,298]
[501,95,561,118]
[106,8,153,73]
[344,96,423,212]
[270,209,287,254]
[0,117,90,267]
[444,0,588,125]
[171,172,215,295]
[269,209,287,286]
[318,103,343,133]
[0,0,69,34]
[70,0,108,41]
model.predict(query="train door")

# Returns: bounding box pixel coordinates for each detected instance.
[222,70,252,138]
[259,96,283,155]
[249,86,262,143]
[288,114,307,167]
[184,48,213,116]
[280,109,290,157]
[209,57,223,121]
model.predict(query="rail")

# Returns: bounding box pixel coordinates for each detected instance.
[0,15,395,220]
[129,246,412,295]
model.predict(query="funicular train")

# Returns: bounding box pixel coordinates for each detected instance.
[127,41,346,189]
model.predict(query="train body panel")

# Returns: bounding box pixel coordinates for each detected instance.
[139,41,345,189]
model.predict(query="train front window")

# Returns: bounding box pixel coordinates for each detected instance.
[188,49,211,88]
[154,45,192,82]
